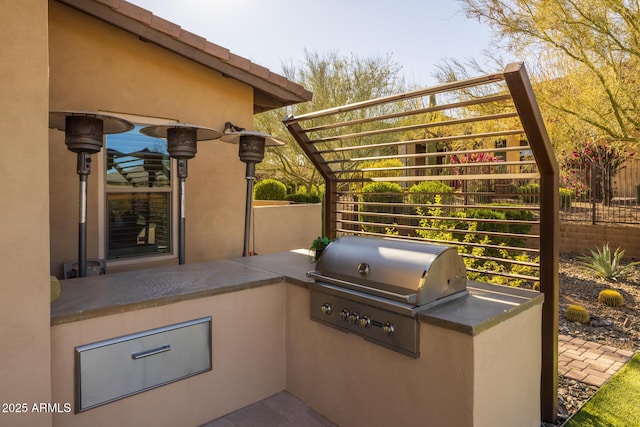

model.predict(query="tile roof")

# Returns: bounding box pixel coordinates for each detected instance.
[56,0,313,113]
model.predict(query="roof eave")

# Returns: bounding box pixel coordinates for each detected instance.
[54,0,312,113]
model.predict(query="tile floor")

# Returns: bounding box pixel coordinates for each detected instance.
[199,391,338,427]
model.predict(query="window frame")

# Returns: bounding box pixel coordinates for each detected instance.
[98,112,179,266]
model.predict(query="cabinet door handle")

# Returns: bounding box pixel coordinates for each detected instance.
[131,344,171,359]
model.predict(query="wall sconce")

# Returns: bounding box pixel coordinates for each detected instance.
[140,123,221,264]
[220,122,286,257]
[49,111,134,277]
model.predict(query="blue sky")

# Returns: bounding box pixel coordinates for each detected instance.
[128,0,496,86]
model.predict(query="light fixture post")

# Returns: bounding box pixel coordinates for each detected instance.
[221,122,286,257]
[50,111,134,277]
[140,124,221,264]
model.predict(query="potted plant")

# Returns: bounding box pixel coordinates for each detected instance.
[309,236,333,262]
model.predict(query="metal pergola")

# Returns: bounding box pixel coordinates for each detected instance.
[284,62,559,423]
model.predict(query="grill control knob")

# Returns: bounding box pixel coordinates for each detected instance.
[339,309,350,321]
[321,303,332,315]
[348,312,359,324]
[383,323,395,336]
[358,316,371,328]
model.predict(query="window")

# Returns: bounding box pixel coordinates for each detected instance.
[105,125,172,259]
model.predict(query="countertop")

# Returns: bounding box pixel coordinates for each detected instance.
[51,249,543,335]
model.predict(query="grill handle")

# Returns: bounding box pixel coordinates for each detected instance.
[307,271,417,305]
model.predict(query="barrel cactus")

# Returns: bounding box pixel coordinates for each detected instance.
[598,289,624,307]
[565,305,590,324]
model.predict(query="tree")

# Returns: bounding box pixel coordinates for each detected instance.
[254,50,406,193]
[453,0,640,147]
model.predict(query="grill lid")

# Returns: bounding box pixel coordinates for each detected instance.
[309,236,466,306]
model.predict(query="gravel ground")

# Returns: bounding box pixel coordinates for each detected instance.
[548,254,640,425]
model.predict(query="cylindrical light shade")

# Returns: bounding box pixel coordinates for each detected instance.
[220,123,287,152]
[220,122,287,257]
[49,111,134,154]
[140,123,222,159]
[49,111,134,277]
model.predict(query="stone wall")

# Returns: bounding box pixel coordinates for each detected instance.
[560,223,640,260]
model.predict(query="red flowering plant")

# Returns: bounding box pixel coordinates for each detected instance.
[560,140,630,204]
[449,151,503,191]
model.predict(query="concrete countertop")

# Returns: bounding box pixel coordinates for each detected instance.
[51,249,543,335]
[50,258,287,325]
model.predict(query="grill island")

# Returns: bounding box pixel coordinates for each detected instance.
[308,236,468,357]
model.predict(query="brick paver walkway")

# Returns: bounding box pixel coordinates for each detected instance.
[558,334,636,387]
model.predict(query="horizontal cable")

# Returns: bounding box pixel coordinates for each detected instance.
[334,229,540,254]
[337,210,539,226]
[328,160,537,175]
[302,94,514,132]
[466,267,539,282]
[337,218,539,240]
[335,145,530,164]
[460,253,539,268]
[284,72,506,123]
[337,199,541,211]
[364,173,540,182]
[309,112,519,144]
[316,129,525,154]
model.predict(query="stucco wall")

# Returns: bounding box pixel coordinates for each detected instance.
[48,1,253,276]
[50,284,286,427]
[0,1,53,426]
[251,203,322,255]
[284,284,542,427]
[560,223,640,259]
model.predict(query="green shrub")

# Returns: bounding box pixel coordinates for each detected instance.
[286,193,321,203]
[408,181,454,206]
[254,178,287,200]
[360,158,405,178]
[559,187,575,209]
[579,243,640,281]
[565,305,590,324]
[359,182,403,233]
[598,289,624,307]
[517,182,540,204]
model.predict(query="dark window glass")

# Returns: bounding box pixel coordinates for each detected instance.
[106,126,172,259]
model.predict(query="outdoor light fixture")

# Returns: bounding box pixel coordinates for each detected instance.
[49,111,134,277]
[140,123,221,264]
[221,122,286,257]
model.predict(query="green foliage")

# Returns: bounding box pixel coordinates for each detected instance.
[456,0,640,144]
[310,236,332,251]
[559,187,575,209]
[414,197,538,287]
[408,181,454,206]
[360,159,405,178]
[598,289,624,307]
[517,183,540,204]
[253,178,287,200]
[564,353,640,427]
[286,193,321,203]
[309,236,333,262]
[565,305,590,324]
[579,243,640,281]
[254,50,406,192]
[358,182,403,233]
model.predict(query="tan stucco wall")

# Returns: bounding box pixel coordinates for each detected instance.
[474,303,542,427]
[48,1,254,276]
[285,284,541,427]
[0,1,53,426]
[251,204,322,255]
[50,283,286,427]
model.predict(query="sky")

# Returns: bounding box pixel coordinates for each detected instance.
[127,0,497,86]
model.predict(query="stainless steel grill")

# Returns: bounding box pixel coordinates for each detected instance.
[307,236,467,357]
